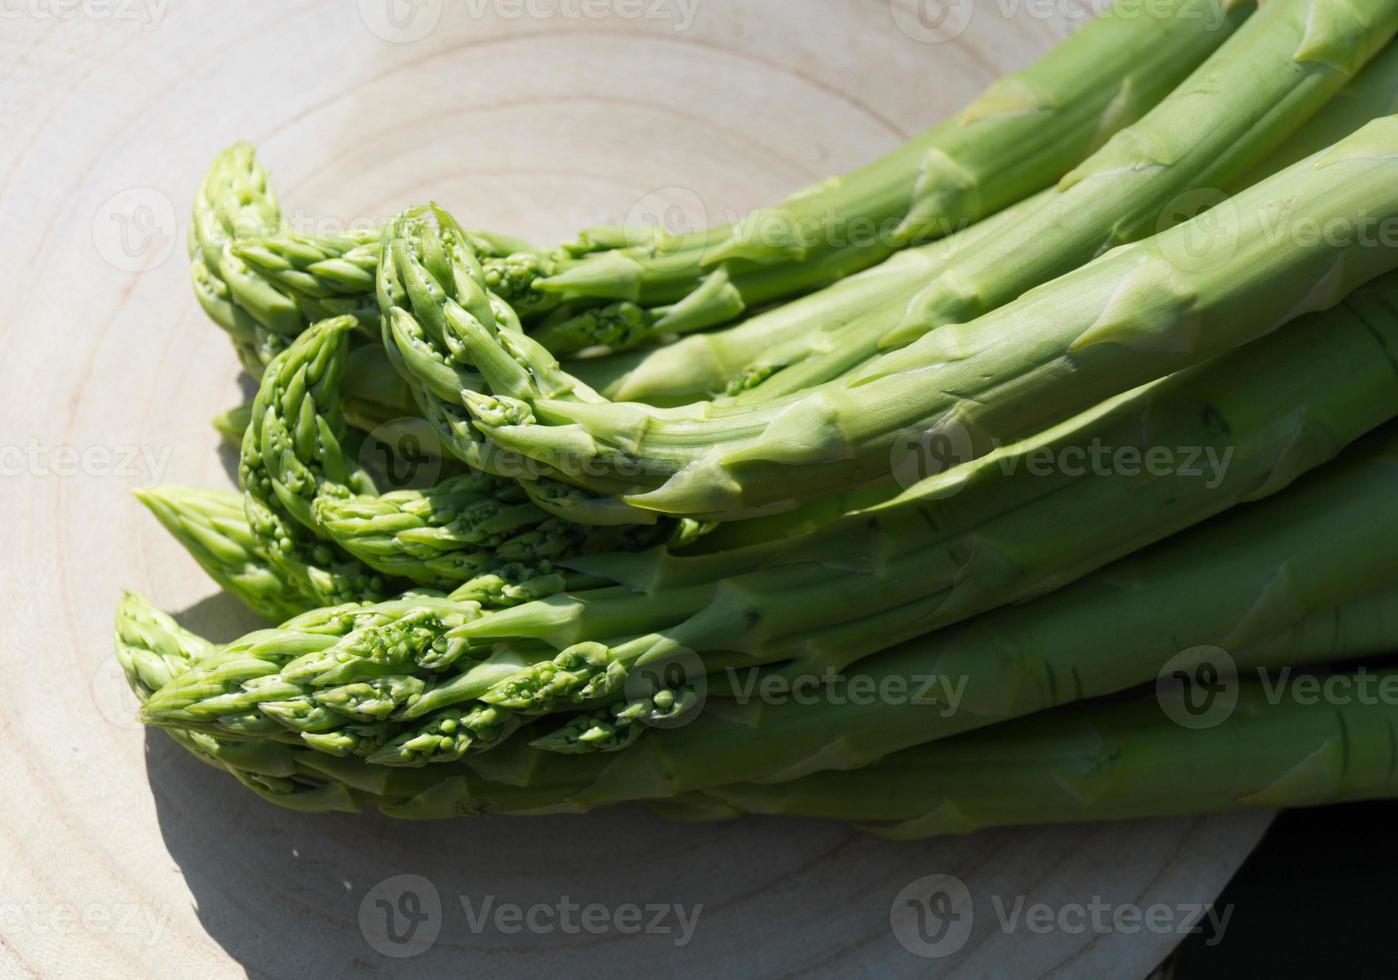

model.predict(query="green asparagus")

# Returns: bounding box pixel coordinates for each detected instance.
[138,269,1398,762]
[459,116,1398,519]
[688,666,1398,836]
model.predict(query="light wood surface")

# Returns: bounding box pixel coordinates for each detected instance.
[0,2,1268,976]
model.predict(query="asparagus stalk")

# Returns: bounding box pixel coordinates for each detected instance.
[140,268,1398,756]
[582,38,1398,405]
[690,666,1398,837]
[718,0,1398,403]
[132,487,308,622]
[189,143,289,374]
[462,115,1398,519]
[440,422,1398,815]
[312,473,668,589]
[527,0,1250,352]
[205,0,1246,381]
[116,593,392,812]
[239,317,392,607]
[212,403,254,446]
[120,575,1398,818]
[465,269,1398,725]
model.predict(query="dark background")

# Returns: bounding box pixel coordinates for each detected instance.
[1169,800,1398,977]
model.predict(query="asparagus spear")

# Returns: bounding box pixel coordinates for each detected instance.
[438,423,1398,815]
[718,0,1398,403]
[116,593,392,812]
[465,269,1398,725]
[189,143,289,374]
[132,487,308,622]
[239,316,392,607]
[121,575,1398,817]
[312,473,668,589]
[689,666,1398,837]
[527,0,1250,352]
[140,267,1398,754]
[201,0,1244,377]
[461,115,1398,519]
[582,38,1398,405]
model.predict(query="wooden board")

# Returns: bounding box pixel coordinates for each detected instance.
[0,2,1269,976]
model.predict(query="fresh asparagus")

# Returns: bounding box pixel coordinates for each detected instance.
[459,116,1398,519]
[686,666,1398,837]
[198,0,1243,378]
[313,473,669,589]
[239,316,392,607]
[526,0,1250,353]
[438,423,1398,816]
[716,0,1398,403]
[189,144,290,374]
[137,269,1398,758]
[133,487,308,622]
[457,267,1398,726]
[582,36,1398,404]
[212,402,254,446]
[118,571,1398,818]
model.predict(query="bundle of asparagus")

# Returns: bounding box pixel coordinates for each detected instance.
[122,0,1398,836]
